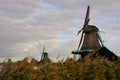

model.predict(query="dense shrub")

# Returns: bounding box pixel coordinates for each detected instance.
[0,57,120,80]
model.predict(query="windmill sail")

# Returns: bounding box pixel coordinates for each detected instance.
[83,5,90,29]
[77,6,90,35]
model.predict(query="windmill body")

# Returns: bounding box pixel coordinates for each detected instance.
[39,46,51,63]
[80,25,101,51]
[40,52,49,62]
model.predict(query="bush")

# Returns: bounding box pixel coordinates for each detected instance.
[0,57,120,80]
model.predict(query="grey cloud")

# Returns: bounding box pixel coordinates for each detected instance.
[0,0,40,19]
[0,0,120,61]
[43,0,83,9]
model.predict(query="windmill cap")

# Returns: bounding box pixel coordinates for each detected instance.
[84,25,99,33]
[43,52,48,55]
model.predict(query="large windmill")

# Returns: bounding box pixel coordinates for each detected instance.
[72,6,118,61]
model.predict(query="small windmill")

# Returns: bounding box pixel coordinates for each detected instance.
[72,6,118,61]
[39,46,51,63]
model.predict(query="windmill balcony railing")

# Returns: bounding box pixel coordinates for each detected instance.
[72,49,94,54]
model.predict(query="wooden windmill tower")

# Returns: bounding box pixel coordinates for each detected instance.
[72,6,118,61]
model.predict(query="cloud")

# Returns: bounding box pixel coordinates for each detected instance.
[0,0,40,19]
[0,0,120,62]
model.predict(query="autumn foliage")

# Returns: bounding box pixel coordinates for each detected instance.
[0,56,120,80]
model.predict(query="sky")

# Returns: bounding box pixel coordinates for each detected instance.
[0,0,120,62]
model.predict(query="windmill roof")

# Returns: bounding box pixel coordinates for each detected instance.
[91,46,118,61]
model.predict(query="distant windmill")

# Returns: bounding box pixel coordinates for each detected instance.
[39,46,51,63]
[72,6,118,61]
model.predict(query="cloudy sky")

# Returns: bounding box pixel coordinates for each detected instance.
[0,0,120,62]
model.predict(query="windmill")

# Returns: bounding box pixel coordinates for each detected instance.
[39,46,51,63]
[72,6,118,61]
